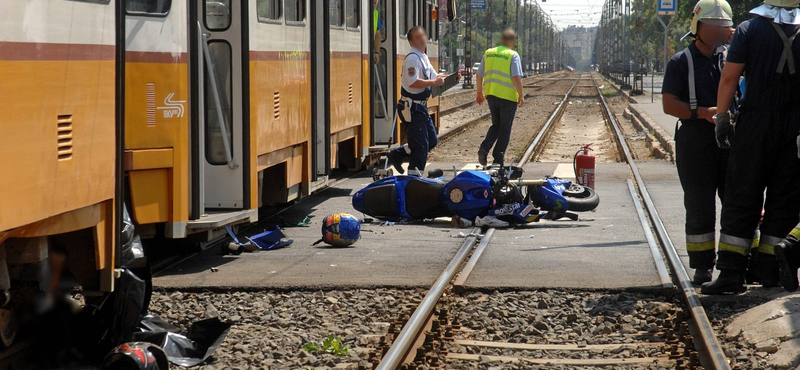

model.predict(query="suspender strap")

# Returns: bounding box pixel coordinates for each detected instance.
[770,21,800,75]
[682,48,698,119]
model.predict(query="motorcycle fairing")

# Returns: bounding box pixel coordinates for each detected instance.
[442,171,493,220]
[530,178,570,213]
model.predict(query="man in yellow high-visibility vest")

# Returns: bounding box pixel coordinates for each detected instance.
[373,0,382,65]
[476,29,525,166]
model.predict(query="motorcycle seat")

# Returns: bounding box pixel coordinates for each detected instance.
[405,177,450,219]
[362,184,399,219]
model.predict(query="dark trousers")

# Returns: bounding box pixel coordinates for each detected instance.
[479,95,518,164]
[717,109,800,271]
[675,120,729,269]
[390,103,437,173]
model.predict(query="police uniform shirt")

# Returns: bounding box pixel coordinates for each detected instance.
[402,47,438,95]
[727,17,800,107]
[662,41,723,118]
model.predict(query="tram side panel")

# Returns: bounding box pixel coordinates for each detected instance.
[124,2,191,236]
[249,0,312,205]
[328,0,364,170]
[0,1,117,292]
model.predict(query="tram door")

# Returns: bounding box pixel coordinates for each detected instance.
[310,0,331,179]
[192,0,248,213]
[373,0,396,144]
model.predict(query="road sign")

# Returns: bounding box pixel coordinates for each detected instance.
[657,0,676,15]
[457,48,464,56]
[470,0,486,10]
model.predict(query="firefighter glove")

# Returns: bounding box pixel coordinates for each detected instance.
[713,112,734,149]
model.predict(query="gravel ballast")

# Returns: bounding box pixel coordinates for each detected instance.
[149,288,426,369]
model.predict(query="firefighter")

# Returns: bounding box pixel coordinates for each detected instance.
[705,0,800,294]
[476,29,525,166]
[661,0,733,285]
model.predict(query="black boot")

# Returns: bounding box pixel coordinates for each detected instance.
[701,270,746,294]
[756,252,779,288]
[775,235,800,292]
[692,268,713,285]
[745,247,760,284]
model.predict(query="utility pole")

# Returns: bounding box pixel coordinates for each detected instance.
[488,0,493,47]
[464,0,474,88]
[514,0,520,30]
[503,0,508,28]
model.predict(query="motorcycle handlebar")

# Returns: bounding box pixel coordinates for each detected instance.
[515,179,548,186]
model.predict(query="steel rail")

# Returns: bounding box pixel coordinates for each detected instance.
[375,228,481,370]
[440,99,477,116]
[517,75,581,165]
[591,74,731,370]
[377,73,582,370]
[626,180,674,291]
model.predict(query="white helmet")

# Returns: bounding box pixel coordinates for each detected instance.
[690,0,733,35]
[763,0,800,8]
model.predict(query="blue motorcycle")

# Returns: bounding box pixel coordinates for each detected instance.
[352,165,599,225]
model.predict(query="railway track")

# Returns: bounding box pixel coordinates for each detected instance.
[440,75,569,119]
[374,72,732,370]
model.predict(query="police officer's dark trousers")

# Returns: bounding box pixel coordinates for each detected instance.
[391,103,437,173]
[675,119,728,269]
[718,106,800,273]
[480,96,518,164]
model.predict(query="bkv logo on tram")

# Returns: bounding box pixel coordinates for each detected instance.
[157,93,186,119]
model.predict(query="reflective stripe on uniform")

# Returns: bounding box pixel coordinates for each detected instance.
[790,227,800,239]
[718,233,753,256]
[758,234,786,255]
[482,78,516,89]
[482,46,519,102]
[686,232,715,252]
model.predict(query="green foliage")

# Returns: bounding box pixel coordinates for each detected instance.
[302,334,351,357]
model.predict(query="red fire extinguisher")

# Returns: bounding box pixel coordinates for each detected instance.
[574,144,595,189]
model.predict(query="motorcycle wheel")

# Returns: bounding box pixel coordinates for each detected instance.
[563,183,593,198]
[564,186,600,212]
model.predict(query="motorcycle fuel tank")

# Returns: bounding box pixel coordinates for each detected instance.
[442,171,493,220]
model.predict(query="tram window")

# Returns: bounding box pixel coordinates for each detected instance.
[205,0,231,30]
[433,5,439,41]
[285,0,305,24]
[330,0,344,28]
[346,0,360,30]
[126,0,171,15]
[257,0,282,23]
[379,0,387,42]
[400,0,414,37]
[205,41,234,166]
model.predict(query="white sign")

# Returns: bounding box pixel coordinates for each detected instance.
[457,48,464,56]
[658,0,676,15]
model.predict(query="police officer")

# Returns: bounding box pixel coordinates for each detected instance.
[661,0,733,286]
[476,29,525,166]
[706,0,800,294]
[387,26,457,174]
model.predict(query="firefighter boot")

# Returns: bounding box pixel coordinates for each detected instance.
[756,252,779,288]
[692,268,712,285]
[701,270,746,294]
[701,252,747,295]
[745,247,760,284]
[775,234,800,292]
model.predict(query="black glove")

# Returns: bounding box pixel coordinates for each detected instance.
[713,112,734,149]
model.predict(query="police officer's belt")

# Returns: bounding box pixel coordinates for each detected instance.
[401,96,427,106]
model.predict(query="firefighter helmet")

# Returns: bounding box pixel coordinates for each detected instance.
[321,213,361,247]
[690,0,733,35]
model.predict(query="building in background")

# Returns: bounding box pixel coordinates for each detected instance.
[563,26,597,71]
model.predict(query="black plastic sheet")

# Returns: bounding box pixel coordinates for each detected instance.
[133,315,231,367]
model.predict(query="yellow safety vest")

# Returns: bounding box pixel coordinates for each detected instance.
[374,9,379,35]
[482,46,519,102]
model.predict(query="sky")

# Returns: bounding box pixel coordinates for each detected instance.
[536,0,605,29]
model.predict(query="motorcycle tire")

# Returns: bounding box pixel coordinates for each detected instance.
[563,183,593,198]
[564,187,600,212]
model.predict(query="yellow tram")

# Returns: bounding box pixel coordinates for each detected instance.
[0,0,447,346]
